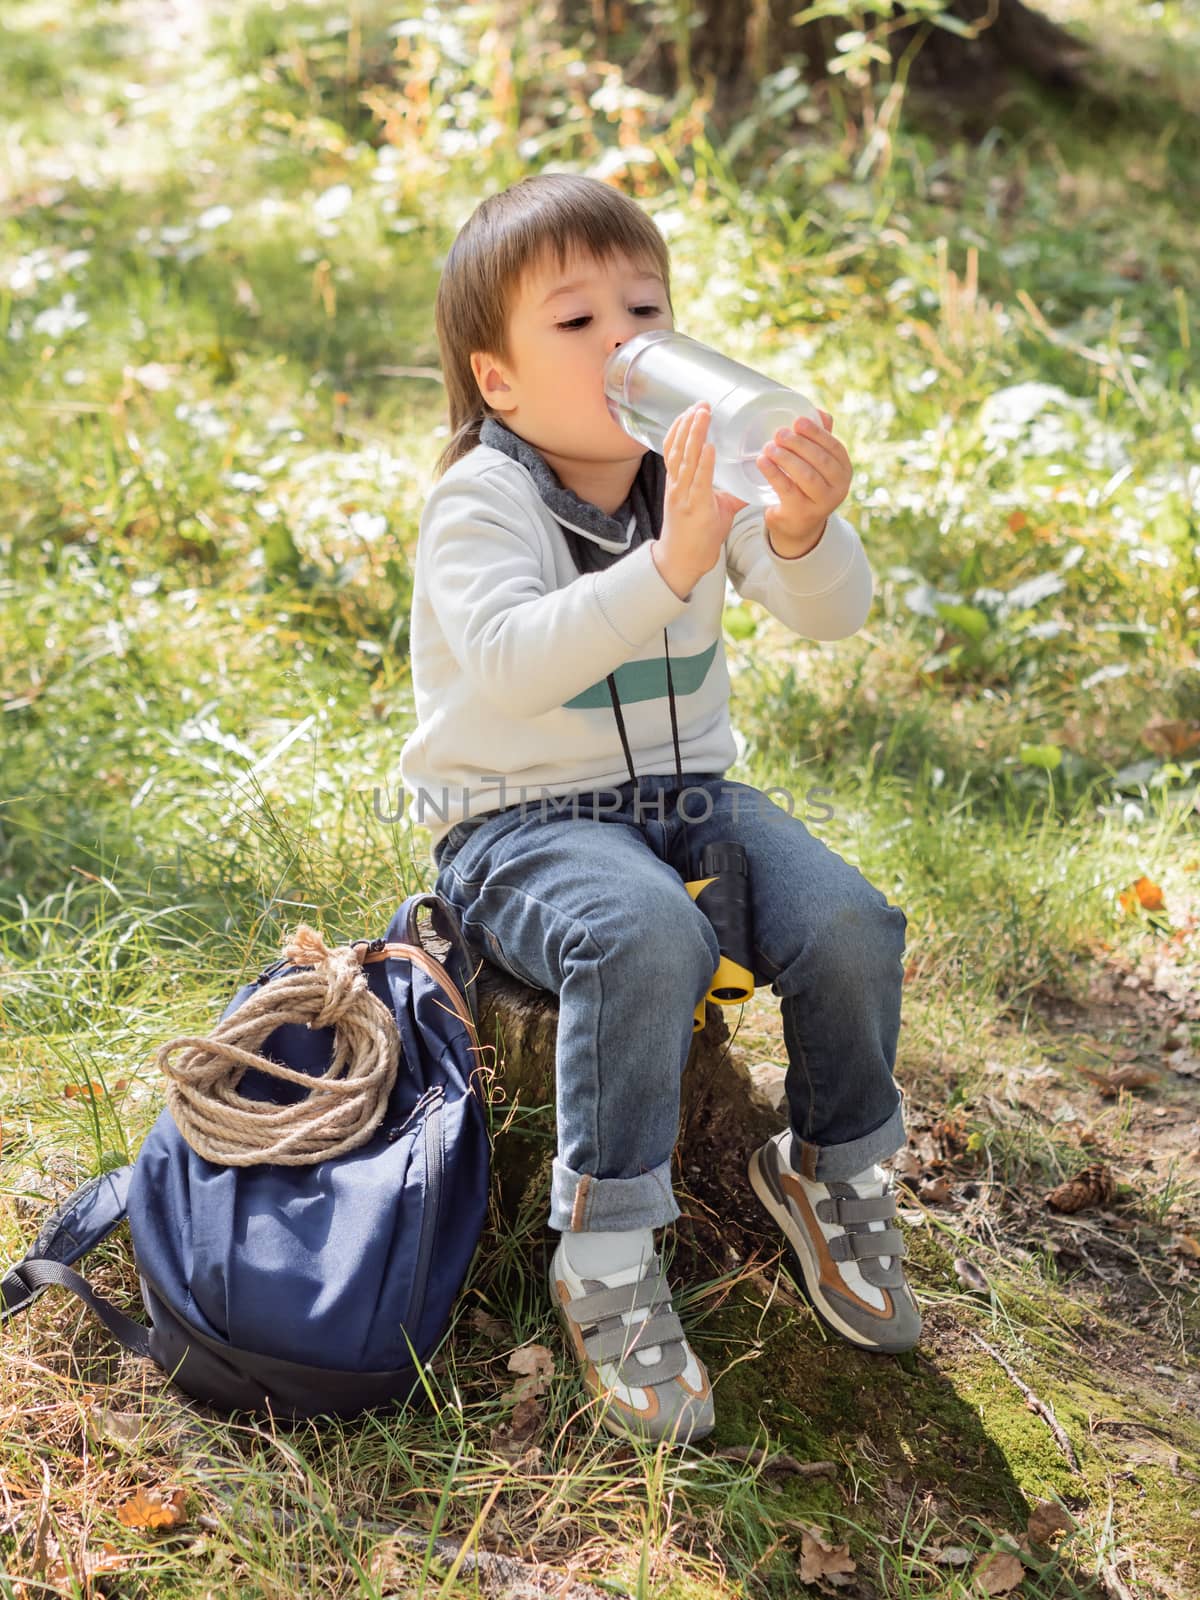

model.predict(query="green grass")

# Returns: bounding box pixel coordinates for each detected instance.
[2,0,1199,1594]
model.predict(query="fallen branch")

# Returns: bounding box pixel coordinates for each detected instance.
[712,1446,837,1479]
[968,1333,1080,1471]
[193,1505,618,1600]
[185,1428,620,1600]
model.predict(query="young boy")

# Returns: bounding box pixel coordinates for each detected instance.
[399,173,918,1446]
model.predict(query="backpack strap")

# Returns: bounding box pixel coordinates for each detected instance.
[392,894,482,1035]
[0,1166,133,1322]
[1,1260,153,1360]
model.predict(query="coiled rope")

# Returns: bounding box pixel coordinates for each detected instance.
[156,924,400,1167]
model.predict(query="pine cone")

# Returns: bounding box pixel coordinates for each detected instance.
[1045,1163,1116,1213]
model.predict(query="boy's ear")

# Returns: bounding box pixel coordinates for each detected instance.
[470,351,514,410]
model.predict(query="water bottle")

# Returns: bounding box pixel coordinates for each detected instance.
[604,329,823,507]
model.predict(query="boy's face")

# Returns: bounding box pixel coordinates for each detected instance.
[470,248,674,468]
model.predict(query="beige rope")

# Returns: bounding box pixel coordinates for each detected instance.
[156,924,401,1167]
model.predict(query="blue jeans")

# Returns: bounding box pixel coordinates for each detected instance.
[433,773,908,1233]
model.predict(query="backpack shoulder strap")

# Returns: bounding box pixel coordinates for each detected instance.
[2,1260,153,1361]
[391,893,481,1034]
[1,1166,133,1322]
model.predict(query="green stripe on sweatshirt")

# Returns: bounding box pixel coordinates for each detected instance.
[564,641,719,709]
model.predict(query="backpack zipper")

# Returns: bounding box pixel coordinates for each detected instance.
[406,1086,445,1339]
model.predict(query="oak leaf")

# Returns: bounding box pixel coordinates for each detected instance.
[798,1525,856,1585]
[504,1341,555,1403]
[115,1486,187,1530]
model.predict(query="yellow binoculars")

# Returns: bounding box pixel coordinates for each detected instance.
[684,841,756,1032]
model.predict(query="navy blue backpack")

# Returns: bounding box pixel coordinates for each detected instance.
[0,893,490,1420]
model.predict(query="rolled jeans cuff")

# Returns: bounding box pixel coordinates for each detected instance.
[790,1097,907,1183]
[550,1156,681,1233]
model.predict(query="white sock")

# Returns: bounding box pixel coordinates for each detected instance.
[560,1226,662,1366]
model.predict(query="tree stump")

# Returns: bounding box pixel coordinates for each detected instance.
[466,957,784,1228]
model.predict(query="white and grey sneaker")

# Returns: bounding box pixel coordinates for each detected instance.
[748,1129,922,1353]
[549,1234,714,1445]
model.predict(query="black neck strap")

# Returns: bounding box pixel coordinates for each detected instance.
[606,626,683,789]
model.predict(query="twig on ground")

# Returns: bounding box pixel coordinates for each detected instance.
[187,1435,619,1600]
[968,1332,1080,1471]
[1101,1560,1138,1600]
[712,1446,837,1478]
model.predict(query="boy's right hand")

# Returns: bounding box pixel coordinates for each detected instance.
[653,403,748,600]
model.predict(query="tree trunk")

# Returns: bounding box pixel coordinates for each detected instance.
[561,0,1100,137]
[468,958,782,1238]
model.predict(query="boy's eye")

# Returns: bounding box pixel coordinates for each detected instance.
[557,306,663,330]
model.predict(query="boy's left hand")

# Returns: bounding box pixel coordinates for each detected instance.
[757,407,852,555]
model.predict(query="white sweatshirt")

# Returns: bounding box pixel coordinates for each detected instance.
[398,443,873,860]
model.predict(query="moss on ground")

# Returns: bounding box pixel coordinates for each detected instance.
[690,1249,1200,1597]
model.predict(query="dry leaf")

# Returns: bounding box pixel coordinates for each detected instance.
[44,1541,127,1589]
[1026,1498,1072,1545]
[1165,1050,1200,1079]
[1118,877,1165,914]
[490,1394,545,1460]
[368,1535,412,1587]
[1102,1064,1161,1095]
[85,1405,143,1448]
[504,1341,555,1402]
[954,1258,991,1294]
[798,1525,856,1585]
[1169,1233,1200,1261]
[1045,1163,1116,1214]
[509,1395,542,1438]
[932,1110,970,1155]
[918,1176,954,1204]
[63,1079,127,1100]
[973,1549,1025,1594]
[469,1306,511,1343]
[932,1545,973,1566]
[888,1148,924,1181]
[1140,718,1200,757]
[115,1486,187,1530]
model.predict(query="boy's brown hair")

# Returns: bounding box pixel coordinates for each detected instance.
[432,173,674,479]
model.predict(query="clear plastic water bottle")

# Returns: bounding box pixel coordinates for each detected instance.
[604,329,823,507]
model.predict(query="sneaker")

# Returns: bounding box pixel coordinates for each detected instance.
[548,1239,715,1445]
[747,1129,921,1353]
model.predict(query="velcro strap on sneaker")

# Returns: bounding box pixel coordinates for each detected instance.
[862,1255,909,1291]
[829,1227,905,1263]
[588,1309,685,1365]
[815,1193,896,1226]
[565,1273,669,1329]
[592,1336,689,1387]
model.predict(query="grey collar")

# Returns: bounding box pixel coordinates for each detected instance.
[478,415,665,575]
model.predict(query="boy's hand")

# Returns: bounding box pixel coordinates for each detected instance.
[757,408,852,557]
[653,402,748,599]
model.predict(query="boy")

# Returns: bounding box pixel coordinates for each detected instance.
[399,173,918,1446]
